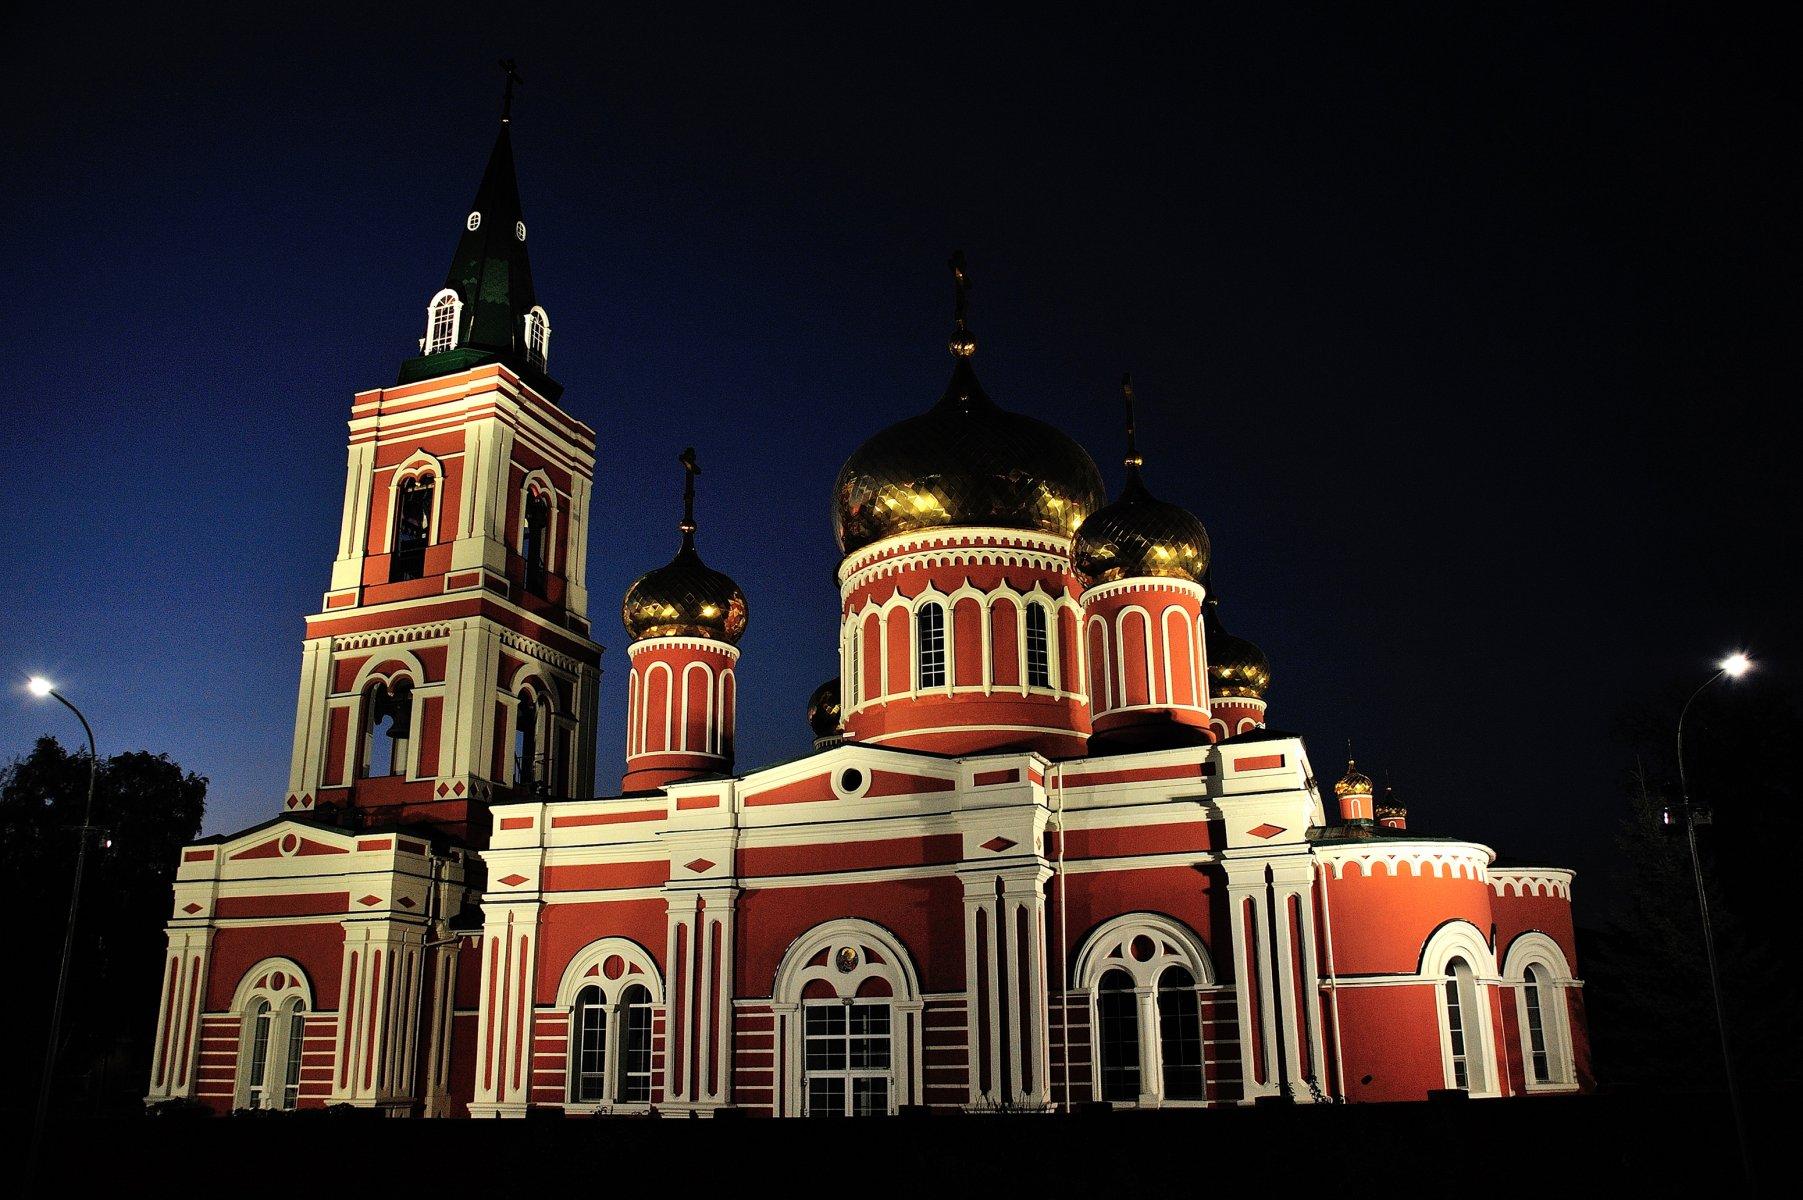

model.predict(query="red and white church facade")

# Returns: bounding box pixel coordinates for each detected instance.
[145,103,1591,1120]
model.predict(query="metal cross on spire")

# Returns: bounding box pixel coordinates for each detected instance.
[679,446,700,545]
[1121,373,1143,476]
[500,59,524,124]
[948,250,976,357]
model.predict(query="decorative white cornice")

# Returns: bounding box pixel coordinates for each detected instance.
[626,636,741,662]
[1489,867,1574,900]
[838,526,1077,591]
[1313,841,1496,880]
[333,621,454,652]
[499,628,588,676]
[1079,576,1207,606]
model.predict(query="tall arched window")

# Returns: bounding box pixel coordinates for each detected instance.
[363,679,412,778]
[916,602,946,690]
[1443,958,1477,1091]
[425,290,459,354]
[1075,914,1216,1107]
[1523,965,1551,1084]
[1025,601,1051,688]
[522,491,551,595]
[1157,965,1204,1100]
[1096,969,1140,1102]
[1504,935,1576,1089]
[556,940,663,1110]
[233,963,310,1111]
[570,985,607,1102]
[391,473,435,582]
[514,687,544,792]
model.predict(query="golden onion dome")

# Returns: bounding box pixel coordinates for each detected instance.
[831,253,1104,555]
[806,677,842,739]
[1202,597,1271,699]
[622,447,749,645]
[1375,787,1406,821]
[1334,758,1374,799]
[1073,376,1209,586]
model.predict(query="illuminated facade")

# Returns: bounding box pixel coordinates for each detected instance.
[145,97,1591,1119]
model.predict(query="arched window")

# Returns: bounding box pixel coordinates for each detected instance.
[1523,965,1552,1084]
[425,290,460,354]
[522,491,551,596]
[233,961,310,1111]
[391,472,435,582]
[772,919,924,1118]
[1504,934,1576,1089]
[514,687,545,792]
[555,940,663,1110]
[363,679,413,778]
[570,985,607,1102]
[1025,601,1051,688]
[1157,965,1204,1100]
[916,602,946,690]
[1096,969,1140,1102]
[1443,958,1477,1091]
[1074,914,1216,1107]
[524,306,551,367]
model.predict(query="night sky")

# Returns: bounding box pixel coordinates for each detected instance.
[4,5,1794,920]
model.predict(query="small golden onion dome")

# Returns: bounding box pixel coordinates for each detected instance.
[1202,598,1271,699]
[622,543,748,644]
[806,677,842,739]
[832,357,1105,554]
[1073,474,1211,586]
[1375,788,1406,821]
[1334,759,1374,799]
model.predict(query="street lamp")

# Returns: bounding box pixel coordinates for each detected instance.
[23,677,100,1175]
[1669,653,1752,1183]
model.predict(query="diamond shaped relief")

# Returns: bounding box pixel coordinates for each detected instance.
[358,894,382,906]
[980,836,1017,853]
[1248,823,1285,839]
[684,858,716,873]
[436,782,450,797]
[182,902,203,914]
[499,873,528,887]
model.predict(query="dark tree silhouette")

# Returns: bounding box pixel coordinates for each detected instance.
[0,737,206,1116]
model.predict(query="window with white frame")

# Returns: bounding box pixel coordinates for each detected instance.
[1443,958,1478,1090]
[804,999,893,1117]
[1025,601,1052,688]
[560,956,659,1108]
[1523,966,1552,1083]
[525,307,551,367]
[233,963,310,1112]
[522,490,551,595]
[916,602,946,689]
[362,677,413,778]
[391,472,436,582]
[425,290,460,354]
[1504,937,1576,1088]
[1074,915,1216,1106]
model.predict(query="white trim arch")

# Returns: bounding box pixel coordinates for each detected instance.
[1419,920,1501,1097]
[424,287,461,354]
[1502,932,1579,1091]
[772,918,925,1117]
[554,938,663,1110]
[517,469,560,576]
[229,958,313,1112]
[1072,914,1217,1107]
[680,659,716,753]
[383,451,445,556]
[524,304,552,366]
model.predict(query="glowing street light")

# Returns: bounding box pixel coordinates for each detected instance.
[21,676,99,1179]
[1671,652,1754,1185]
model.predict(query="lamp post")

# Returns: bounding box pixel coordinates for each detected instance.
[24,676,100,1175]
[1670,653,1752,1183]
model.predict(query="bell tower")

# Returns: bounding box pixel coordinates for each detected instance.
[284,84,602,843]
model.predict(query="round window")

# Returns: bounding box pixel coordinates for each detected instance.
[466,212,482,231]
[839,768,864,793]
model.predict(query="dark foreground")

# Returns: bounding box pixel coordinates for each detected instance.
[7,1090,1772,1196]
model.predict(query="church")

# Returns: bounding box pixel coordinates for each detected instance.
[143,91,1591,1119]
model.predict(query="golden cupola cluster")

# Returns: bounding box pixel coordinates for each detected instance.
[1334,759,1374,799]
[622,448,749,644]
[1072,375,1211,587]
[1202,596,1271,699]
[831,251,1105,555]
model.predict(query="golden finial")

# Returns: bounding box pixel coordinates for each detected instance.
[679,446,700,546]
[948,250,976,357]
[1121,373,1143,475]
[1334,756,1374,798]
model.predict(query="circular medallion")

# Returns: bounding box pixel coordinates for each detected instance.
[835,947,859,974]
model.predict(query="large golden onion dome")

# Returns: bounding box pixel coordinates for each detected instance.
[1334,759,1374,799]
[806,677,842,739]
[831,254,1105,555]
[622,448,749,644]
[1073,376,1210,586]
[1202,596,1271,699]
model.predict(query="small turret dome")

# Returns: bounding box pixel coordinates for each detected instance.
[807,678,842,740]
[1072,376,1210,587]
[1203,597,1270,699]
[622,447,748,644]
[1334,759,1374,799]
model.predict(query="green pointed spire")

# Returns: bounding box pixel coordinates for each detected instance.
[398,66,559,399]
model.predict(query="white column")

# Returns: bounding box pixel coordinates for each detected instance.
[1223,859,1279,1102]
[470,901,540,1117]
[287,637,332,805]
[145,927,213,1103]
[330,440,376,590]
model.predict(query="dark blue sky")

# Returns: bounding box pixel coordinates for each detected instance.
[4,4,1794,917]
